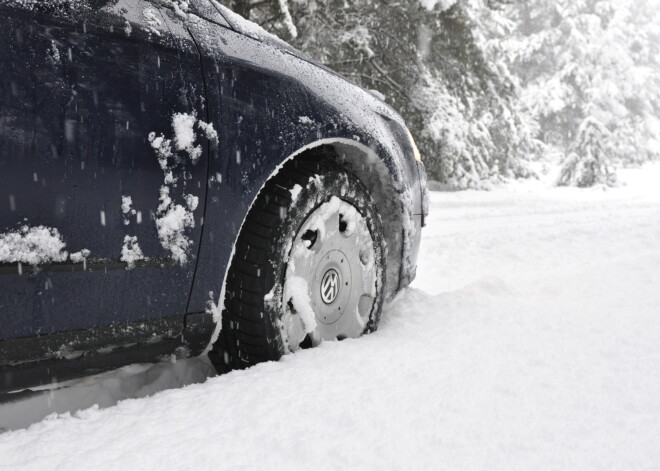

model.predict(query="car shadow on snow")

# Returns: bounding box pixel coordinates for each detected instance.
[0,356,216,433]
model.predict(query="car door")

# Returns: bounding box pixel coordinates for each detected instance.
[0,1,208,348]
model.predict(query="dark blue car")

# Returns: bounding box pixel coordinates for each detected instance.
[0,0,427,394]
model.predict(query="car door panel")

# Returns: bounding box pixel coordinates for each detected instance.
[0,1,208,343]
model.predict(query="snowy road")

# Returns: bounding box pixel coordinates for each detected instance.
[1,166,660,470]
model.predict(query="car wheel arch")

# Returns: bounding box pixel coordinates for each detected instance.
[201,137,413,355]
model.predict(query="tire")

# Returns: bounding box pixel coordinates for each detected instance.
[208,158,386,372]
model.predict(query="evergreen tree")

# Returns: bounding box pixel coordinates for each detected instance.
[504,0,660,186]
[556,117,616,187]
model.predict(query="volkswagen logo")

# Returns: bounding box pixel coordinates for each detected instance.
[321,269,340,305]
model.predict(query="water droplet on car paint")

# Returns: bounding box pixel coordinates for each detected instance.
[65,120,75,142]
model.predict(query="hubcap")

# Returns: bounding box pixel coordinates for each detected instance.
[281,196,378,351]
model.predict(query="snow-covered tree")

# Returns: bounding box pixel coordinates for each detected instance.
[556,117,616,187]
[225,0,298,40]
[503,0,660,185]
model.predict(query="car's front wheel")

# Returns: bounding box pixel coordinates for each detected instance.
[209,158,386,371]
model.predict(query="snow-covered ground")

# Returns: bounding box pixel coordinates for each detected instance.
[1,165,659,469]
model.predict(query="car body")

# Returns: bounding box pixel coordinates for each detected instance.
[0,0,427,394]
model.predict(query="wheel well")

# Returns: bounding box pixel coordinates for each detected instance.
[203,139,408,355]
[289,142,405,300]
